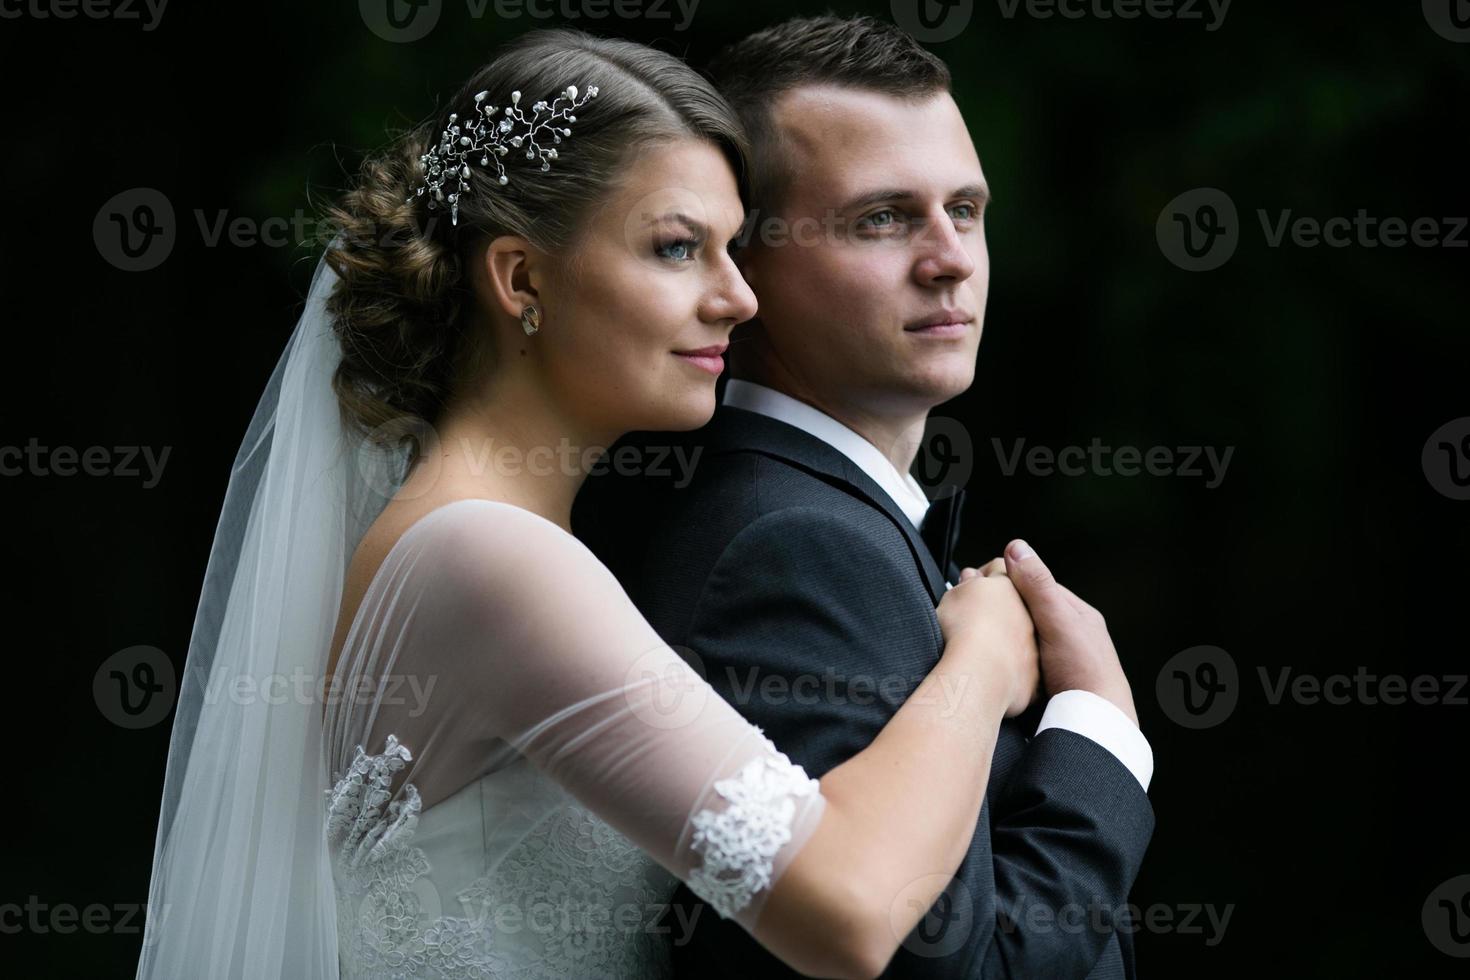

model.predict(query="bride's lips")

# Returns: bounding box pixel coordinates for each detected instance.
[904,309,974,337]
[672,343,728,376]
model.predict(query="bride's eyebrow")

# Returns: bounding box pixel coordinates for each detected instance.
[647,211,706,237]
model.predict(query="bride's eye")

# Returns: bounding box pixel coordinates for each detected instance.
[655,238,699,262]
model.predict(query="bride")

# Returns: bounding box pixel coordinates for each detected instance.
[136,28,1038,980]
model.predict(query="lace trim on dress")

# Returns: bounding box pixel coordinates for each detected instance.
[325,734,674,979]
[685,733,821,919]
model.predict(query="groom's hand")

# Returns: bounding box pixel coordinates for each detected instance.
[1002,539,1140,727]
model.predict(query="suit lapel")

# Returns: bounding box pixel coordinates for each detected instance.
[702,406,949,604]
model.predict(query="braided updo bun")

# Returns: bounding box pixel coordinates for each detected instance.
[323,28,750,445]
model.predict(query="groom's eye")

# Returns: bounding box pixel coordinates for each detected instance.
[855,209,901,234]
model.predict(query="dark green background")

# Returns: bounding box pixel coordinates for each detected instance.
[4,0,1467,975]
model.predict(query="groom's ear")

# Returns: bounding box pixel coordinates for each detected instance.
[478,234,545,320]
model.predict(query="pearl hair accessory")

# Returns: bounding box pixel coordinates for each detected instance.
[411,84,600,225]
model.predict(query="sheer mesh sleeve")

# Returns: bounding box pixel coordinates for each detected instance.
[323,498,826,932]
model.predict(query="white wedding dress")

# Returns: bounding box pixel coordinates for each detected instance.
[135,259,827,980]
[323,498,827,979]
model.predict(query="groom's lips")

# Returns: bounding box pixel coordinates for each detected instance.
[672,343,728,376]
[905,310,974,338]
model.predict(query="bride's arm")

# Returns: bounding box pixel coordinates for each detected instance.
[408,502,1031,980]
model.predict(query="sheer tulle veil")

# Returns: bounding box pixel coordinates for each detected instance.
[137,255,395,979]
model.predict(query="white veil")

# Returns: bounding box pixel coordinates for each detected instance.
[136,255,399,979]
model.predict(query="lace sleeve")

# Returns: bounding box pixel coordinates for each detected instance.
[324,498,827,932]
[686,736,822,919]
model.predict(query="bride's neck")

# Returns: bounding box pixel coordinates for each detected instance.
[406,378,617,534]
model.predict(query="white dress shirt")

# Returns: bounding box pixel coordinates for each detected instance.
[722,379,1154,791]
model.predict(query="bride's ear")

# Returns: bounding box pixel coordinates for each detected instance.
[479,235,543,321]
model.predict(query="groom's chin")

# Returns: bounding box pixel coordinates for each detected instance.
[904,358,978,408]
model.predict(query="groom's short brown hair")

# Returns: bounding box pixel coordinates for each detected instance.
[705,14,952,219]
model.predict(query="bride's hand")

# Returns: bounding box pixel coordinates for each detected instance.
[936,558,1040,717]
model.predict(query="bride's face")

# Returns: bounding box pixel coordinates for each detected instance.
[537,138,756,434]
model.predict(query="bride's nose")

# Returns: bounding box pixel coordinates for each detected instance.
[700,254,758,327]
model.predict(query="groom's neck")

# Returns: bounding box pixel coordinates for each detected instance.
[730,368,932,476]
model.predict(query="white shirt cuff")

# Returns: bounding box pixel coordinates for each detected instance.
[1035,689,1153,791]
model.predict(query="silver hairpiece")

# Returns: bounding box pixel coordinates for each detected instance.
[412,83,600,225]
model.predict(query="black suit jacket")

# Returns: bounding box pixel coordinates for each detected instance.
[574,405,1154,979]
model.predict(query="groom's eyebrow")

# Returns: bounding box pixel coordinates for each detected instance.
[838,184,992,212]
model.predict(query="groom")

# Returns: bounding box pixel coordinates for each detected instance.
[575,14,1154,978]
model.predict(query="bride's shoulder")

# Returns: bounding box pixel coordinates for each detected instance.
[378,496,615,595]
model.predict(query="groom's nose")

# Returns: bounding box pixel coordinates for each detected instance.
[911,212,976,287]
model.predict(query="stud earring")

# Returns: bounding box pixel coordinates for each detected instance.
[521,304,541,336]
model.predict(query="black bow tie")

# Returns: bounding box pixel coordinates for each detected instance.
[919,487,966,581]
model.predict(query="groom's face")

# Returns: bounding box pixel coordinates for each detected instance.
[740,86,988,416]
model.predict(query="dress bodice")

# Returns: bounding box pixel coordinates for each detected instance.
[328,736,677,979]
